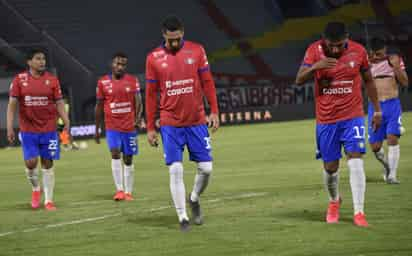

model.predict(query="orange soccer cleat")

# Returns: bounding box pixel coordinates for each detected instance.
[124,193,134,201]
[326,198,341,224]
[31,190,41,209]
[353,212,369,227]
[45,202,57,211]
[113,191,125,201]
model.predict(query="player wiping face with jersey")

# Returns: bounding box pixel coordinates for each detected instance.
[367,36,408,184]
[296,22,382,227]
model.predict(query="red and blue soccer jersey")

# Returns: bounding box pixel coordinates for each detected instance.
[9,71,63,132]
[302,40,369,124]
[145,40,218,131]
[96,74,140,132]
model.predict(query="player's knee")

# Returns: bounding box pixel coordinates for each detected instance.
[111,149,121,159]
[25,158,38,170]
[324,161,339,172]
[197,161,212,175]
[123,155,133,166]
[41,159,53,169]
[387,135,399,146]
[370,143,382,152]
[169,162,183,176]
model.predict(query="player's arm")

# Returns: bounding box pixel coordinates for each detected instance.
[135,93,143,128]
[362,69,382,131]
[6,97,18,144]
[389,55,408,87]
[145,55,159,146]
[56,99,70,131]
[198,46,219,132]
[295,59,337,85]
[95,81,104,144]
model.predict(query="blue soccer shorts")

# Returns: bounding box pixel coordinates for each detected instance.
[368,98,402,144]
[19,131,60,161]
[106,130,138,156]
[160,124,212,165]
[316,117,366,163]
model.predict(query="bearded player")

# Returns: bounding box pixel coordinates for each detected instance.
[295,22,382,227]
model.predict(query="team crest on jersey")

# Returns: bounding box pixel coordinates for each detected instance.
[126,87,130,92]
[185,58,195,65]
[22,82,28,87]
[45,79,50,85]
[161,62,168,68]
[348,61,355,68]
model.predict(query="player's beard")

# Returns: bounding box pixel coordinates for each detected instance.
[167,38,182,53]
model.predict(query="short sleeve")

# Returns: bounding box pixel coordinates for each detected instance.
[96,80,104,100]
[360,48,370,72]
[145,55,158,85]
[198,45,210,73]
[302,45,316,67]
[53,79,63,101]
[9,77,20,98]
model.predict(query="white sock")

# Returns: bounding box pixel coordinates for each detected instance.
[25,168,40,191]
[323,170,339,201]
[42,168,55,204]
[111,159,124,191]
[347,158,366,214]
[191,162,212,202]
[374,147,387,163]
[169,162,188,222]
[388,145,400,179]
[124,164,134,194]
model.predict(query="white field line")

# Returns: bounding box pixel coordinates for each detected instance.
[0,192,268,238]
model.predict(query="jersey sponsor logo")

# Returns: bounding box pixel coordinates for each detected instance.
[322,87,353,95]
[166,86,193,96]
[24,95,49,106]
[165,78,194,89]
[109,102,132,114]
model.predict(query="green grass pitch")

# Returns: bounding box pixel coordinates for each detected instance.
[0,113,411,256]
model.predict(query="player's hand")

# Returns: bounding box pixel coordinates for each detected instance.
[313,58,337,70]
[7,128,15,144]
[208,113,220,132]
[372,111,382,131]
[134,117,142,129]
[147,130,158,147]
[94,131,100,144]
[388,55,401,68]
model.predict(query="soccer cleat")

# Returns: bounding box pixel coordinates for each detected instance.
[326,199,341,224]
[45,202,57,211]
[386,177,400,184]
[353,213,369,227]
[179,219,191,232]
[31,190,41,209]
[113,191,125,201]
[188,193,203,225]
[124,193,134,201]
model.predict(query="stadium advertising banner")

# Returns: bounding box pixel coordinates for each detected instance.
[212,73,316,125]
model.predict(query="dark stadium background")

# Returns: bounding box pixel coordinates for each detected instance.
[1,0,411,146]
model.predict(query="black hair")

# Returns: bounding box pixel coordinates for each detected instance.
[112,52,128,59]
[162,15,184,33]
[324,22,348,41]
[369,36,386,52]
[26,48,47,60]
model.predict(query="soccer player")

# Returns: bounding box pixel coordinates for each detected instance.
[145,16,219,232]
[295,22,382,227]
[367,37,408,184]
[6,48,70,211]
[95,52,142,201]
